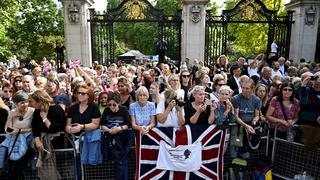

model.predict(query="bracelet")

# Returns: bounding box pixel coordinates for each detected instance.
[83,124,86,130]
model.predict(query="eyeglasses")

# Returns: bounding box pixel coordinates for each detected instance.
[4,90,13,93]
[182,75,190,78]
[217,84,226,86]
[108,103,117,107]
[78,92,88,96]
[282,88,293,92]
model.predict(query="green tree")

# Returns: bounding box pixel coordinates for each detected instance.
[223,0,287,61]
[0,0,22,60]
[5,0,64,62]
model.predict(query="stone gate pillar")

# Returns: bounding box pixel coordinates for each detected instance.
[286,0,320,62]
[181,0,209,65]
[60,0,94,67]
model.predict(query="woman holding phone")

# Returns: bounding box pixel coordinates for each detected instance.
[4,92,34,180]
[66,84,101,135]
[184,85,216,125]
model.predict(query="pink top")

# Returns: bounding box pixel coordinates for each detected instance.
[269,97,300,132]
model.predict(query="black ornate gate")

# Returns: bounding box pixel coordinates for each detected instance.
[89,0,182,66]
[205,0,293,66]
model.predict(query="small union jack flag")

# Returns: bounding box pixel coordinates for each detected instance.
[135,125,226,180]
[43,61,51,71]
[69,59,80,69]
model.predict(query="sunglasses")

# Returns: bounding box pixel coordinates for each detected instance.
[108,103,117,107]
[78,92,88,96]
[282,88,293,92]
[217,84,226,86]
[15,80,22,82]
[4,90,13,93]
[182,75,190,78]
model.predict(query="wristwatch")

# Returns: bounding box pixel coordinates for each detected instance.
[43,118,48,123]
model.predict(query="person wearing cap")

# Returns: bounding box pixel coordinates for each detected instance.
[4,92,35,180]
[46,78,70,111]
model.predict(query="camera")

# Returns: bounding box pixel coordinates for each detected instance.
[310,76,318,81]
[172,98,185,107]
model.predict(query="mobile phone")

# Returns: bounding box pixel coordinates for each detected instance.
[6,127,14,133]
[205,99,212,106]
[71,123,78,127]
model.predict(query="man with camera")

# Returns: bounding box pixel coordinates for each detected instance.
[299,73,320,126]
[156,89,185,128]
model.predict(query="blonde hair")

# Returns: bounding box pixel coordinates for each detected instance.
[164,89,177,100]
[191,85,205,96]
[0,97,9,111]
[29,90,54,112]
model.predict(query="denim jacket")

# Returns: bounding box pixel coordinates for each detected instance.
[81,128,103,165]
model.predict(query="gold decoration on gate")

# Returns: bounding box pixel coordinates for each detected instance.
[124,0,148,20]
[239,0,261,20]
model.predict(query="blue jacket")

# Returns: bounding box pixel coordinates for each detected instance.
[81,128,102,165]
[1,132,32,161]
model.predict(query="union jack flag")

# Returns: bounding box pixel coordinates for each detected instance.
[135,125,226,180]
[69,59,80,69]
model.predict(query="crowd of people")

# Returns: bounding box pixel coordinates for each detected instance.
[0,53,319,179]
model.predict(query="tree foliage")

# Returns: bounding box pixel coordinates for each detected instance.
[223,0,287,61]
[103,0,182,57]
[0,0,64,62]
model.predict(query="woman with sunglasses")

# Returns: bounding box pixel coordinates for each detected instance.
[13,75,23,92]
[180,70,192,102]
[100,92,133,180]
[266,82,300,139]
[66,84,101,135]
[29,90,66,179]
[4,92,34,180]
[1,82,15,110]
[211,75,226,103]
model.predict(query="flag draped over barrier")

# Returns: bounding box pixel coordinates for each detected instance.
[135,125,226,180]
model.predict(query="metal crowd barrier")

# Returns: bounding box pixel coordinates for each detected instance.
[0,133,76,180]
[271,129,320,180]
[78,130,136,180]
[0,126,319,180]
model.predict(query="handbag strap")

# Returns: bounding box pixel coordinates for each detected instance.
[279,100,288,120]
[7,129,21,158]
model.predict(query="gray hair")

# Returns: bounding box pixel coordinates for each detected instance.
[219,85,233,95]
[136,86,149,100]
